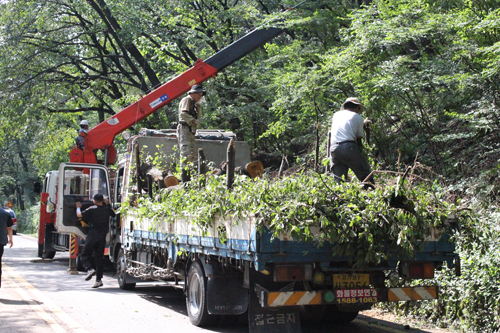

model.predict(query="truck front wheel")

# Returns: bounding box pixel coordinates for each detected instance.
[76,255,85,272]
[42,251,56,259]
[186,261,219,326]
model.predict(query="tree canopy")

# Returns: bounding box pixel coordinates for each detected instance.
[2,1,500,329]
[2,0,499,210]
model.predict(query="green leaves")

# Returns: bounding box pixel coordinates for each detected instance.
[131,171,462,268]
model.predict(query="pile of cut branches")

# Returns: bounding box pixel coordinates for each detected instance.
[128,170,467,267]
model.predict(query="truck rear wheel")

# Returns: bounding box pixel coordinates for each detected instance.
[186,261,219,326]
[117,249,136,290]
[300,305,327,322]
[330,306,359,323]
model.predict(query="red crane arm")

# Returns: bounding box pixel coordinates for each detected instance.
[69,27,283,165]
[70,59,218,165]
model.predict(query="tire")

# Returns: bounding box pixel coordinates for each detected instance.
[42,251,56,259]
[76,255,86,272]
[12,230,17,235]
[117,249,136,290]
[329,306,359,324]
[186,261,220,326]
[300,305,327,323]
[38,244,43,258]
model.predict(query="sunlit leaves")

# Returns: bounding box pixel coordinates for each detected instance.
[131,172,463,268]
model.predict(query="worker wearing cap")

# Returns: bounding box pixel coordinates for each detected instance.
[76,193,115,288]
[177,84,205,165]
[75,120,89,150]
[329,97,375,188]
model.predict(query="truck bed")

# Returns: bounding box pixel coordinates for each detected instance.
[122,213,457,271]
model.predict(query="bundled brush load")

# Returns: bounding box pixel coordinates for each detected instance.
[128,169,465,267]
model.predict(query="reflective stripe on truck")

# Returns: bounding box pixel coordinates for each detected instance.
[387,286,438,301]
[260,286,438,307]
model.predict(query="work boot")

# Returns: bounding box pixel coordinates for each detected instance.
[92,280,103,288]
[85,269,96,281]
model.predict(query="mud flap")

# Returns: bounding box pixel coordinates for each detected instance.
[44,223,56,253]
[207,275,248,315]
[248,281,301,333]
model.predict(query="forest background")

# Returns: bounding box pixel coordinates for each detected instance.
[1,0,500,331]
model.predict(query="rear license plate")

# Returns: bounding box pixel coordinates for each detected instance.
[333,274,370,289]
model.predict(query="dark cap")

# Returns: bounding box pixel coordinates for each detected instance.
[188,84,206,95]
[93,193,104,202]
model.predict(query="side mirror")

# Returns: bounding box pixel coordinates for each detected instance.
[34,182,41,194]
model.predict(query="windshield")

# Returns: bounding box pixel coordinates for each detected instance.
[63,168,109,200]
[89,168,108,198]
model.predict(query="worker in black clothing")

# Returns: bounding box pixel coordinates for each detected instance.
[76,193,115,288]
[0,207,14,288]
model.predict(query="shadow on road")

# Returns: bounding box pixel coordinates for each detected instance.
[3,235,444,333]
[132,285,249,331]
[0,298,30,305]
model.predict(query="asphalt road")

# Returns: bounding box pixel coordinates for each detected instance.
[0,234,450,333]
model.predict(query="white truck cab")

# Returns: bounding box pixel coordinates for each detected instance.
[55,163,110,240]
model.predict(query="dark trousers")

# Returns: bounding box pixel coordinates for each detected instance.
[81,235,106,280]
[0,245,3,288]
[330,142,374,185]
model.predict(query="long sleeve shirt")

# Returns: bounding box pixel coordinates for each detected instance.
[178,96,202,128]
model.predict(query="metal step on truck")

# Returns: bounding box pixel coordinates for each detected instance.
[53,128,460,333]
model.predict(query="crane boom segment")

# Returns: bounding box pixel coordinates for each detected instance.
[73,27,284,165]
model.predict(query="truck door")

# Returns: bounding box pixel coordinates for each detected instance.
[112,164,125,207]
[55,163,110,239]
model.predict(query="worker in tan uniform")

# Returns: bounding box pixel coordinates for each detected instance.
[177,84,206,178]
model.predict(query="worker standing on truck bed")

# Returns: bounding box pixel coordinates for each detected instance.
[177,84,206,170]
[329,97,375,189]
[76,194,115,288]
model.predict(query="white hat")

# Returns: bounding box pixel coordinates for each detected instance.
[80,120,89,126]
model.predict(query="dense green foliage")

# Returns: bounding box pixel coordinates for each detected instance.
[131,172,463,268]
[380,179,500,332]
[16,205,42,235]
[1,0,500,331]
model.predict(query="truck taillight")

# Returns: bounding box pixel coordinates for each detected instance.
[401,262,434,279]
[273,265,312,282]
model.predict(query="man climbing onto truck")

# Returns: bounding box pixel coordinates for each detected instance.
[76,193,115,288]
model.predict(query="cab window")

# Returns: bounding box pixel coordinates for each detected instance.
[89,168,108,198]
